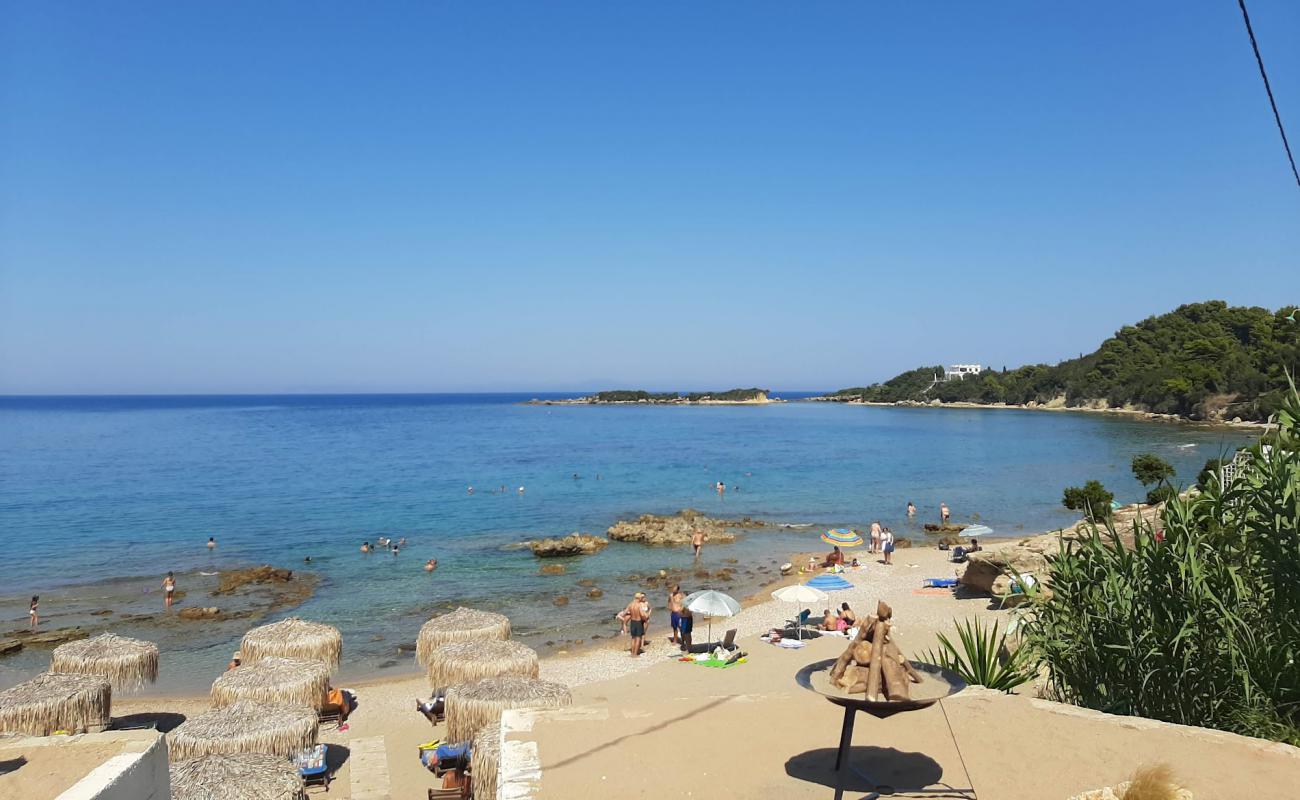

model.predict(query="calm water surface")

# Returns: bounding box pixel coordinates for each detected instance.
[0,394,1253,692]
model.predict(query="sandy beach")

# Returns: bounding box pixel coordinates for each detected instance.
[98,541,1300,799]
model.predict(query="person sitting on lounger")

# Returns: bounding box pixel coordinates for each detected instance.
[416,691,446,723]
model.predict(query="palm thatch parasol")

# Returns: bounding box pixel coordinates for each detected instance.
[51,633,160,691]
[0,671,111,736]
[416,607,511,667]
[426,639,539,689]
[211,657,330,710]
[472,721,502,800]
[444,676,571,742]
[240,618,342,671]
[167,700,318,761]
[171,753,306,800]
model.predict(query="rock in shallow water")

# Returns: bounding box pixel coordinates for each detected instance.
[527,533,609,557]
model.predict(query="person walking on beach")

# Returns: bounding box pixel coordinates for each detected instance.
[626,592,649,657]
[882,528,895,565]
[207,536,216,550]
[691,528,705,559]
[869,521,882,554]
[29,596,39,629]
[162,572,176,608]
[940,502,951,524]
[668,585,685,645]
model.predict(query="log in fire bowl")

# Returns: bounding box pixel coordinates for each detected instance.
[795,657,968,796]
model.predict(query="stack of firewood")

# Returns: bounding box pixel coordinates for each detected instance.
[828,600,923,701]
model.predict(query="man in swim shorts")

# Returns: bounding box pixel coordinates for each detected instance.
[668,585,685,645]
[677,601,694,653]
[691,528,705,559]
[626,592,648,657]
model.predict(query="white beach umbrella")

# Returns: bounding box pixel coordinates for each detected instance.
[964,525,993,537]
[771,584,827,640]
[684,590,741,648]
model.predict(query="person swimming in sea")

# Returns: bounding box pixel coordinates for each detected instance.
[361,541,371,553]
[207,536,216,550]
[425,558,437,572]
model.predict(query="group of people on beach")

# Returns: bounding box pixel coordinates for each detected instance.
[820,602,856,632]
[618,584,697,658]
[868,521,896,564]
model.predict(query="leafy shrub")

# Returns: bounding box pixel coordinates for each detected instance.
[1019,384,1300,744]
[1131,453,1175,487]
[1144,484,1177,505]
[919,618,1031,693]
[1062,480,1114,520]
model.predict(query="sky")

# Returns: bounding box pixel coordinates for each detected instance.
[1,2,1297,394]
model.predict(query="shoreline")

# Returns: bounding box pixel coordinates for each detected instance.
[805,396,1274,430]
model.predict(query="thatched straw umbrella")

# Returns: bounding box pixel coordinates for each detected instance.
[211,657,330,710]
[171,753,305,800]
[416,607,511,667]
[426,640,539,688]
[168,700,318,761]
[444,676,571,742]
[240,618,342,672]
[0,671,111,736]
[51,633,160,691]
[472,721,502,800]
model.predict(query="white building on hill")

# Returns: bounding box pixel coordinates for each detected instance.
[944,364,984,381]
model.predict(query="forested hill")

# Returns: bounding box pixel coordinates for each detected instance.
[831,302,1299,421]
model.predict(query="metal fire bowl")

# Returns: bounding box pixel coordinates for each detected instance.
[795,657,967,719]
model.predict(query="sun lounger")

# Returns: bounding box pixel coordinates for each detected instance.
[295,743,331,791]
[923,578,959,588]
[686,628,738,654]
[420,741,470,777]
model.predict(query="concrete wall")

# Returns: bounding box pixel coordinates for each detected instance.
[56,731,170,800]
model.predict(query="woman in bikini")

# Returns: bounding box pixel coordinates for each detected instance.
[162,572,176,608]
[29,596,39,629]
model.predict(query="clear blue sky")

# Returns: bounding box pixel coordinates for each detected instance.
[1,2,1297,394]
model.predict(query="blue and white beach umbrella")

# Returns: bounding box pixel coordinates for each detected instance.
[804,574,854,592]
[963,524,993,538]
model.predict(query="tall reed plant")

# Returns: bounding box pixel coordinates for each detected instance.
[1019,383,1300,744]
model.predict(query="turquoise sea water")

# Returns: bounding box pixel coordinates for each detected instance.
[0,394,1253,692]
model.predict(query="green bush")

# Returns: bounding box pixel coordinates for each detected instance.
[1131,453,1175,487]
[1019,384,1300,744]
[1062,480,1114,520]
[1144,484,1177,505]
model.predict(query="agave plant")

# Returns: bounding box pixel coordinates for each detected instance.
[920,617,1031,693]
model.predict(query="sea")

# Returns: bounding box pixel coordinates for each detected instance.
[0,393,1255,693]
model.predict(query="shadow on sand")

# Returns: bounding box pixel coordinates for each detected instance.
[112,711,187,732]
[785,745,973,799]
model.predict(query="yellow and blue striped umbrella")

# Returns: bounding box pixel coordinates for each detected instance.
[820,528,863,547]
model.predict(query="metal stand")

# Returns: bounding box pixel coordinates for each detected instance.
[834,706,893,794]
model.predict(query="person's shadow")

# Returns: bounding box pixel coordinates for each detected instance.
[785,745,974,799]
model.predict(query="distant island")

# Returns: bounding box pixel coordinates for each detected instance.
[529,388,776,405]
[818,301,1298,422]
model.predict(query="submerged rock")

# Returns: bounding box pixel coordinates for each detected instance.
[553,596,570,606]
[178,607,222,620]
[527,533,609,558]
[215,565,294,594]
[586,588,604,599]
[539,564,567,576]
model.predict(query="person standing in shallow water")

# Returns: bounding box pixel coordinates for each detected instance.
[162,572,176,608]
[207,536,216,550]
[691,528,705,560]
[940,502,951,524]
[29,596,39,629]
[907,501,916,519]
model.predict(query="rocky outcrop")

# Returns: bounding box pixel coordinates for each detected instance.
[607,509,757,546]
[4,627,89,648]
[924,523,967,533]
[958,539,1053,594]
[215,565,295,594]
[0,638,24,656]
[527,533,608,558]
